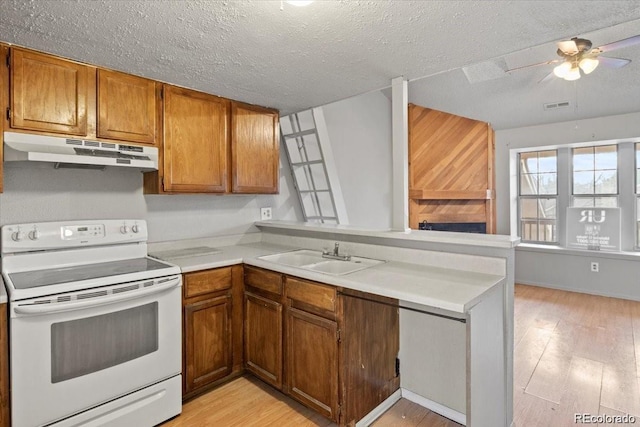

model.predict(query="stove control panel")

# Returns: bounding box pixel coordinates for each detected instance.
[62,224,105,240]
[1,220,148,253]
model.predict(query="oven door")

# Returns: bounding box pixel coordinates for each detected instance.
[10,275,182,427]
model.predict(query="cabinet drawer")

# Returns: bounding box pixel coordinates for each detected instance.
[286,277,336,313]
[184,267,232,299]
[244,266,283,296]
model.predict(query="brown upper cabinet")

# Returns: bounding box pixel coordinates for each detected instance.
[9,47,89,136]
[145,91,281,195]
[161,85,229,193]
[0,44,8,194]
[3,44,281,195]
[97,69,156,145]
[231,102,279,194]
[7,47,158,147]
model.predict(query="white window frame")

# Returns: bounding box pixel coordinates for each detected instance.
[517,150,558,244]
[570,144,619,208]
[512,138,639,252]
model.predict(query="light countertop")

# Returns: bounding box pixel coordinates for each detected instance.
[255,220,521,249]
[150,241,504,314]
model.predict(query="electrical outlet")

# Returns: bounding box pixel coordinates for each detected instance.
[590,262,599,273]
[260,207,272,221]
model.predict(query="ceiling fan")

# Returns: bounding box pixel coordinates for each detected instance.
[507,34,640,82]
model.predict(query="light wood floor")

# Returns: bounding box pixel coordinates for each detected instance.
[163,284,640,426]
[514,284,640,426]
[161,375,460,427]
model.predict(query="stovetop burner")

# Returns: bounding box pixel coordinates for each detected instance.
[9,257,173,290]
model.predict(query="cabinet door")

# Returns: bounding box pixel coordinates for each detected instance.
[10,48,89,135]
[97,69,156,144]
[0,44,7,194]
[231,102,279,194]
[163,85,228,193]
[286,307,339,422]
[184,294,232,394]
[244,292,283,389]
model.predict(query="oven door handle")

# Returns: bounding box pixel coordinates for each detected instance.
[13,276,181,316]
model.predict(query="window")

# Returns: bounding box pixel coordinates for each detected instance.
[572,145,618,207]
[519,150,557,242]
[516,141,635,251]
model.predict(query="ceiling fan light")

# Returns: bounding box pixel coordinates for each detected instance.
[564,66,581,81]
[553,62,572,78]
[579,57,599,74]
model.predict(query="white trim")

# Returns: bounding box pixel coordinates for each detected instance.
[391,76,409,232]
[509,136,640,153]
[514,279,640,302]
[516,242,640,260]
[401,388,466,426]
[355,389,401,427]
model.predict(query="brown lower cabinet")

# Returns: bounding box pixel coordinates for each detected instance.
[243,266,284,389]
[286,306,340,420]
[244,292,283,389]
[243,266,400,426]
[182,266,244,399]
[181,264,400,424]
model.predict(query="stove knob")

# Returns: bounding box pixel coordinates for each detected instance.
[11,230,25,242]
[131,224,139,233]
[120,225,129,234]
[28,229,40,241]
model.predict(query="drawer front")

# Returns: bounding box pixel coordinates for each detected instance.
[285,277,337,313]
[184,267,232,298]
[244,266,283,296]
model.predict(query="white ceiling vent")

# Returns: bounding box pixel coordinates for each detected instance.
[462,59,508,84]
[543,101,571,111]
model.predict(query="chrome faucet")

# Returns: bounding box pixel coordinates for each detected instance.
[322,242,351,261]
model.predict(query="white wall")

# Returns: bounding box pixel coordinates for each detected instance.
[0,150,302,242]
[495,111,640,300]
[321,90,393,229]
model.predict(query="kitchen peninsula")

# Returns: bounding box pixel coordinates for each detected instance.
[149,220,519,427]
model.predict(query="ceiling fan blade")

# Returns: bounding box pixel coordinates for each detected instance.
[538,71,556,84]
[506,59,561,73]
[594,34,640,53]
[557,40,579,55]
[597,56,632,68]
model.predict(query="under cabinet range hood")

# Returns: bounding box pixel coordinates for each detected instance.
[3,132,158,171]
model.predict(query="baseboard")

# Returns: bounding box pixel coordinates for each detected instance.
[401,388,466,426]
[515,280,640,302]
[356,389,402,427]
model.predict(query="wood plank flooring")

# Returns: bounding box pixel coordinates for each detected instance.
[163,284,640,426]
[161,376,460,427]
[514,284,640,426]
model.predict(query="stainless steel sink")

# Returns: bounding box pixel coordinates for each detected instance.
[258,249,385,276]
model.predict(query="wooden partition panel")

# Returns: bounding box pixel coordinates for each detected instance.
[408,104,495,232]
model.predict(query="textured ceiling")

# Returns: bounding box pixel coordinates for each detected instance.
[1,1,640,129]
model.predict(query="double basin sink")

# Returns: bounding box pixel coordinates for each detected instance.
[258,249,385,276]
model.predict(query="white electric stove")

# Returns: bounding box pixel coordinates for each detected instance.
[1,219,182,427]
